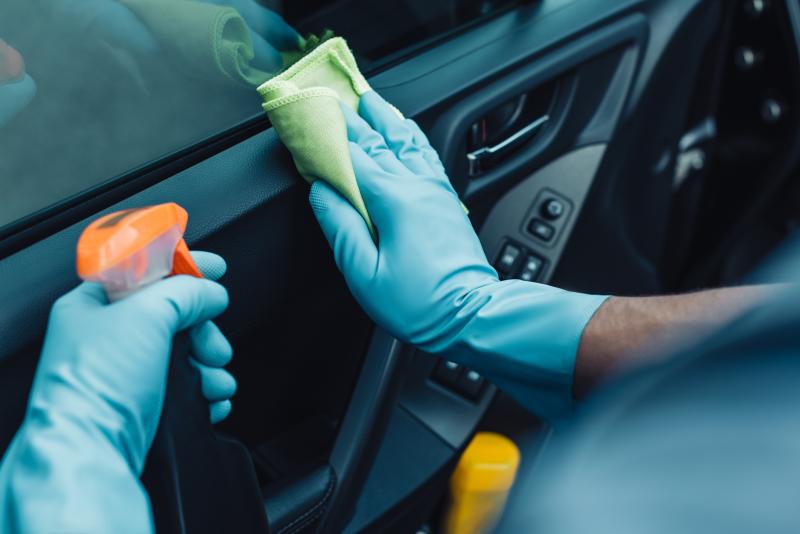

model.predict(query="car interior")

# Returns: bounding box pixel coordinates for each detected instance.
[2,0,800,532]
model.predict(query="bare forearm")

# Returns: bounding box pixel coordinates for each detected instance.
[574,286,779,395]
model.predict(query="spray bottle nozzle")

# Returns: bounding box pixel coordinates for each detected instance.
[76,203,202,301]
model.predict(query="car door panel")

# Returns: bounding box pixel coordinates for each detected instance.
[0,0,723,532]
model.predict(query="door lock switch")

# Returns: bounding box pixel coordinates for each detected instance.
[433,360,462,387]
[528,219,555,242]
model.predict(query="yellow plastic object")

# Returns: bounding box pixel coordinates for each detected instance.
[444,432,521,534]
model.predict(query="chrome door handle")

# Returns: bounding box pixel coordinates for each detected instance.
[467,114,550,175]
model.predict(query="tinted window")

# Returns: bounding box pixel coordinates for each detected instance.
[0,0,518,232]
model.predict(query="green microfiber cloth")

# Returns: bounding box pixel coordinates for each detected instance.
[257,37,376,236]
[120,0,272,86]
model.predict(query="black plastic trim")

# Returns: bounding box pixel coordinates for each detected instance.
[0,116,269,259]
[372,0,644,116]
[319,329,407,533]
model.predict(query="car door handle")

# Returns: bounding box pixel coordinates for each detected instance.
[467,114,550,174]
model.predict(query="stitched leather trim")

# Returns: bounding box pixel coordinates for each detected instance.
[277,470,337,534]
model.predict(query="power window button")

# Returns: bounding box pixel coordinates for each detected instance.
[496,243,522,275]
[519,255,544,282]
[433,360,462,387]
[456,369,485,399]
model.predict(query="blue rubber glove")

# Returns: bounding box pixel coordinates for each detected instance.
[309,92,608,421]
[188,251,237,423]
[0,251,232,533]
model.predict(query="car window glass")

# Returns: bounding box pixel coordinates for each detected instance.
[0,0,519,233]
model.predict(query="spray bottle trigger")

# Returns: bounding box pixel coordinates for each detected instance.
[171,239,204,279]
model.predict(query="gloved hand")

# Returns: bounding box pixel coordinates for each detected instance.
[310,92,608,420]
[188,251,237,423]
[0,251,232,533]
